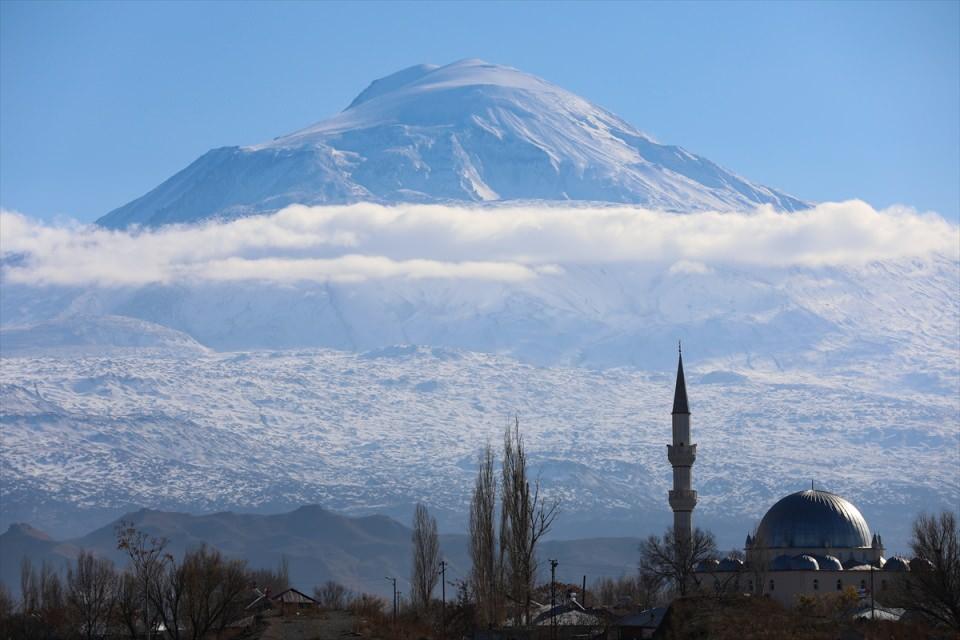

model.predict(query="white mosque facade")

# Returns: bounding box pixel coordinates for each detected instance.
[667,349,918,606]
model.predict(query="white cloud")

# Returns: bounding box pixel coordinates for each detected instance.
[1,201,956,287]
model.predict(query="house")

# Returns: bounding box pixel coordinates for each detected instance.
[245,587,319,616]
[614,608,666,639]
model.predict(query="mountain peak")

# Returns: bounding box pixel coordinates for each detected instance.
[4,522,52,540]
[97,60,808,228]
[346,63,440,110]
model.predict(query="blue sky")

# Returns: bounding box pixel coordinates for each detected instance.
[1,0,958,223]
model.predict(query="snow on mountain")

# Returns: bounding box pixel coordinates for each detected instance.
[1,250,957,550]
[1,343,956,554]
[96,59,807,228]
[0,314,209,357]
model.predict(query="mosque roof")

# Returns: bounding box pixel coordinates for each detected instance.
[754,489,872,550]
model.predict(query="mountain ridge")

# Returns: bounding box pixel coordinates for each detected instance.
[0,504,643,599]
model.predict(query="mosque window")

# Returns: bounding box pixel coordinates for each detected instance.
[860,580,866,591]
[881,580,887,591]
[748,580,753,592]
[836,579,843,591]
[769,579,774,592]
[813,579,819,591]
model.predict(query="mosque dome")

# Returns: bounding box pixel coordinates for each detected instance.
[816,555,844,571]
[884,557,911,572]
[790,555,820,571]
[910,557,934,572]
[695,558,720,573]
[717,558,744,572]
[755,490,871,549]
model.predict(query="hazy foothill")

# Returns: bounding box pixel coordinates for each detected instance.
[2,3,959,639]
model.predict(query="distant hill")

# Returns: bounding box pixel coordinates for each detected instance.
[0,505,641,599]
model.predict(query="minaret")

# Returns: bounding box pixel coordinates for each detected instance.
[667,343,697,541]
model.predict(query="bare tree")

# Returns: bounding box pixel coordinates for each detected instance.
[897,511,960,629]
[248,555,289,594]
[411,503,441,611]
[501,417,560,625]
[116,519,169,638]
[314,581,352,610]
[66,550,117,640]
[16,559,66,638]
[470,443,499,626]
[593,574,663,610]
[639,526,717,597]
[0,582,14,620]
[115,570,142,639]
[19,557,38,614]
[179,545,249,640]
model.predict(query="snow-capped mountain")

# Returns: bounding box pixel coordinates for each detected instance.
[97,59,806,228]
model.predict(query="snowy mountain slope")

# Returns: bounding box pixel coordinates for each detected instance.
[97,59,807,228]
[0,314,209,357]
[1,345,956,554]
[3,254,956,386]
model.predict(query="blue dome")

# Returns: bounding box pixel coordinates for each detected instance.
[884,557,911,572]
[755,490,871,549]
[771,554,793,571]
[717,558,744,572]
[816,555,844,571]
[695,559,720,573]
[910,558,934,572]
[790,555,820,571]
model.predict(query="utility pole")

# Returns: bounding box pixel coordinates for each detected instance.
[385,576,397,626]
[549,559,559,640]
[438,560,447,638]
[581,575,587,608]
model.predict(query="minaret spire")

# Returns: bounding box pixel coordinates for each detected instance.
[667,345,697,542]
[672,344,690,415]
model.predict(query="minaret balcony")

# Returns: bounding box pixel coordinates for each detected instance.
[669,489,698,511]
[667,444,697,467]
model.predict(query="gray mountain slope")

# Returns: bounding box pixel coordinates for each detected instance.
[0,506,641,599]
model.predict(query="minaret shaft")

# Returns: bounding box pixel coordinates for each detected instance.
[668,349,697,540]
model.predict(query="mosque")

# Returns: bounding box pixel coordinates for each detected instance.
[666,347,919,605]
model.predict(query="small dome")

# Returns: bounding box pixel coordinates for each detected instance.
[717,558,744,572]
[910,558,934,572]
[771,554,793,571]
[843,556,886,571]
[816,555,843,571]
[695,558,720,573]
[791,554,820,571]
[884,557,911,572]
[755,490,872,550]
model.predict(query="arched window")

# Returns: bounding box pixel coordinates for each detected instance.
[881,580,887,591]
[813,579,819,591]
[769,579,775,592]
[860,580,866,591]
[836,579,843,591]
[748,580,753,593]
